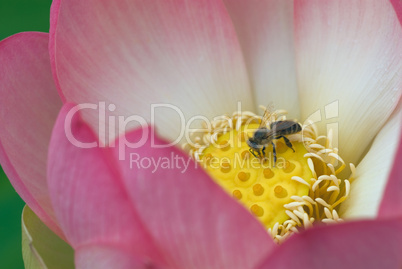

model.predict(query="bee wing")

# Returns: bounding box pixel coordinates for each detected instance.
[259,105,274,128]
[270,120,297,132]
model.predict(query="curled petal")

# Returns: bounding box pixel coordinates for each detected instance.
[0,32,63,236]
[379,104,402,218]
[47,103,165,266]
[258,217,402,269]
[113,128,274,269]
[75,245,163,269]
[340,103,402,219]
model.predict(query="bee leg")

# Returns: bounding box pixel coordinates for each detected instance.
[262,146,266,157]
[280,136,295,152]
[249,148,258,158]
[271,142,277,167]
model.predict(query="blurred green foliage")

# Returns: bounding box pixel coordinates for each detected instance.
[0,171,26,269]
[0,0,52,39]
[0,0,53,268]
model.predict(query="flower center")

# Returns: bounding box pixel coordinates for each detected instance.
[184,107,354,243]
[200,123,312,229]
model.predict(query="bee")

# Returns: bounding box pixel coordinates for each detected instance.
[247,108,302,165]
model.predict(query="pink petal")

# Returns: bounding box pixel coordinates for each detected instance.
[49,0,64,102]
[258,218,402,268]
[75,245,164,269]
[340,103,402,219]
[0,32,63,236]
[390,0,402,26]
[223,0,300,117]
[294,0,402,165]
[47,103,165,266]
[113,128,274,269]
[50,0,253,143]
[379,107,402,218]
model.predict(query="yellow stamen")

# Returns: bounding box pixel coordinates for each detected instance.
[199,123,312,229]
[185,107,354,244]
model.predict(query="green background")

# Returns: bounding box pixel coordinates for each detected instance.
[0,0,53,268]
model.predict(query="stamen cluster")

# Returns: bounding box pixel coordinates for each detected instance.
[183,107,354,244]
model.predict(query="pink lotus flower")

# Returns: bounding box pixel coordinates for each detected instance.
[0,0,402,268]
